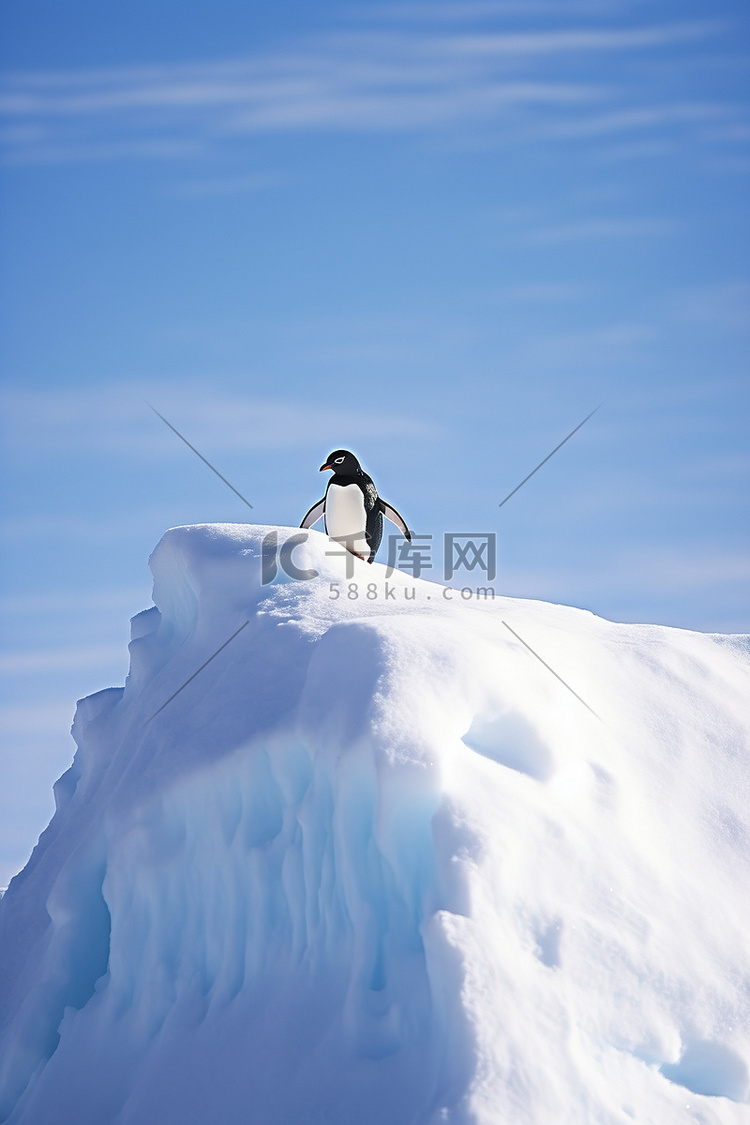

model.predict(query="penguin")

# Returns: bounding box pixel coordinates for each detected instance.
[300,449,412,563]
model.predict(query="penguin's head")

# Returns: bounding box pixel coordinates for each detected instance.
[319,449,361,475]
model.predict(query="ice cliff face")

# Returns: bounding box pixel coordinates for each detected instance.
[0,524,748,1124]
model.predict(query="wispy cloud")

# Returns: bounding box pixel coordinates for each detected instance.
[489,199,678,246]
[0,383,440,460]
[594,138,678,163]
[0,701,77,736]
[702,154,750,175]
[513,322,656,370]
[675,451,750,484]
[489,282,590,303]
[429,23,722,57]
[0,645,126,675]
[164,172,284,197]
[500,547,750,627]
[536,101,734,141]
[525,216,676,243]
[667,281,750,332]
[0,10,739,165]
[0,586,148,615]
[619,549,750,594]
[363,2,628,20]
[0,511,175,544]
[5,138,204,166]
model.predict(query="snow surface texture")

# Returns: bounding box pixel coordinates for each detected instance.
[0,524,749,1125]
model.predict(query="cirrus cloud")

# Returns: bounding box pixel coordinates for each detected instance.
[0,11,741,165]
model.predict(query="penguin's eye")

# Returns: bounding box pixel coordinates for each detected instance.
[334,456,345,464]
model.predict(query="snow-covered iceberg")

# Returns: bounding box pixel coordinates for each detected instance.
[0,524,748,1124]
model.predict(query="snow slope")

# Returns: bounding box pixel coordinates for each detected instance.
[0,524,748,1125]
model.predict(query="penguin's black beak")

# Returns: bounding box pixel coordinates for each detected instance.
[319,463,332,472]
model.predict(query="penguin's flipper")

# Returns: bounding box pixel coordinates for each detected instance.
[300,498,326,529]
[380,500,411,541]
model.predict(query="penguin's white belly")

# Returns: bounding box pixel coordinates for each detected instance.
[325,483,367,547]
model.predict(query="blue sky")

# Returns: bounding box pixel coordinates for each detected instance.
[1,0,749,882]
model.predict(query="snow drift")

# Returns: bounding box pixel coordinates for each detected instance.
[0,523,748,1124]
